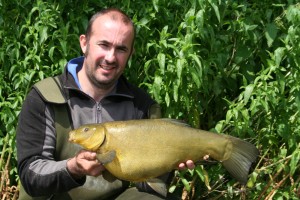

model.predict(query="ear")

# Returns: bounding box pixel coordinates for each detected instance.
[79,34,87,55]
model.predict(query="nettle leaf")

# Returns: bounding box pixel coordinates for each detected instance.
[59,39,67,57]
[244,84,254,105]
[160,26,169,40]
[179,172,191,192]
[38,71,45,80]
[176,58,184,79]
[153,76,162,102]
[196,9,204,29]
[8,65,17,79]
[290,148,300,176]
[173,83,179,102]
[244,24,258,31]
[190,68,201,88]
[168,185,177,193]
[165,92,170,107]
[225,109,233,123]
[265,22,278,47]
[195,166,211,190]
[215,120,224,133]
[189,54,202,68]
[152,0,159,12]
[247,171,258,188]
[274,47,286,67]
[39,26,48,44]
[187,56,202,89]
[276,70,285,95]
[286,4,300,24]
[157,53,166,75]
[209,0,220,23]
[49,46,55,61]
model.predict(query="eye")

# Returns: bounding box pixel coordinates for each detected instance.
[100,43,109,48]
[83,127,89,132]
[98,42,110,49]
[116,47,128,53]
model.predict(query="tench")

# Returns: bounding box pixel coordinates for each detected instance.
[69,119,258,194]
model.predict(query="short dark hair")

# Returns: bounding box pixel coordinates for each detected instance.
[85,8,135,42]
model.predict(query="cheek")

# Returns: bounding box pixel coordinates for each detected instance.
[117,54,130,67]
[86,47,106,61]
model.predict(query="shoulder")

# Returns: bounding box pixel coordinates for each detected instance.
[118,76,156,105]
[19,75,66,122]
[18,87,50,133]
[33,76,66,104]
[117,76,160,118]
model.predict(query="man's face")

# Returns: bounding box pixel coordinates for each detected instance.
[80,14,134,89]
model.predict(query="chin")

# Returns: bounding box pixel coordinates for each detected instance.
[96,78,116,87]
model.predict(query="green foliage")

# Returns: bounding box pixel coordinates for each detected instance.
[1,0,300,199]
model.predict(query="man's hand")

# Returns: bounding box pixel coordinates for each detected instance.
[178,160,195,170]
[67,150,105,179]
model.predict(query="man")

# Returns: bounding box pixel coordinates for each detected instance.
[17,8,194,200]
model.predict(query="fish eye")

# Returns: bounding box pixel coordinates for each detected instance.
[83,127,89,132]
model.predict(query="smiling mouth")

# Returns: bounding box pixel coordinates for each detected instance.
[100,64,117,70]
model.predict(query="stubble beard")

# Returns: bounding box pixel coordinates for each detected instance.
[86,64,119,90]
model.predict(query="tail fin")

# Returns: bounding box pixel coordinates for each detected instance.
[222,136,259,184]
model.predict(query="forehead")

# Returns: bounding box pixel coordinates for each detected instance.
[90,13,134,45]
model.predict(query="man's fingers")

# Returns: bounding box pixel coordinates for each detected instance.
[178,160,195,170]
[78,150,97,160]
[178,163,186,170]
[186,160,195,169]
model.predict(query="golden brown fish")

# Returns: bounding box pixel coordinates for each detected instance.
[69,119,258,187]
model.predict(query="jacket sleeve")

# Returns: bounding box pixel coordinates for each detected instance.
[16,89,85,197]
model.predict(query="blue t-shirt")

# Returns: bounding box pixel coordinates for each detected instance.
[67,56,84,89]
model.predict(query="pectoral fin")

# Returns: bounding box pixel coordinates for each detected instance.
[96,150,116,165]
[146,178,167,197]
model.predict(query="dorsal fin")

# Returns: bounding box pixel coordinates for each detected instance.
[160,118,191,127]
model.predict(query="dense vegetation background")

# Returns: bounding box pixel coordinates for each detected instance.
[1,0,300,199]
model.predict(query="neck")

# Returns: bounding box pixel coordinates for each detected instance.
[86,84,115,102]
[77,69,115,102]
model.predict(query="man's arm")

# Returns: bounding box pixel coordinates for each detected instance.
[16,89,85,196]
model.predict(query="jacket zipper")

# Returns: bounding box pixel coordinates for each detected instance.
[96,102,102,123]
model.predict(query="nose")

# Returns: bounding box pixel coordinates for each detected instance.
[104,48,116,64]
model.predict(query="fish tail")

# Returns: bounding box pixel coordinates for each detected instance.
[222,136,259,184]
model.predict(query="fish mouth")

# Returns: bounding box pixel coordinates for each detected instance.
[68,131,76,143]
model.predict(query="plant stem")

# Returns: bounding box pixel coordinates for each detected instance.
[0,134,9,197]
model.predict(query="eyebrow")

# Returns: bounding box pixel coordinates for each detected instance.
[98,40,129,51]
